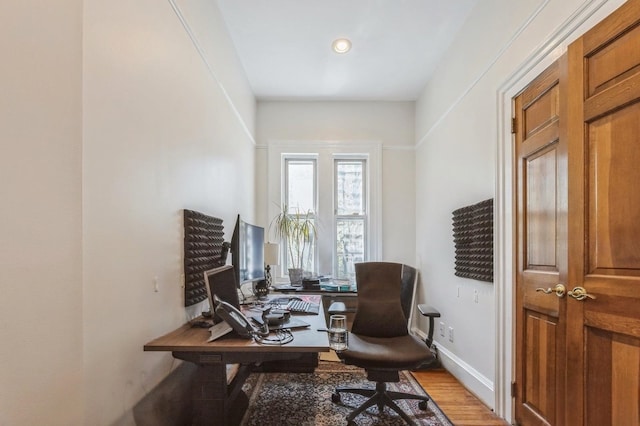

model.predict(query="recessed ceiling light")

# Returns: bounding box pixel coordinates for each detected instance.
[332,38,352,54]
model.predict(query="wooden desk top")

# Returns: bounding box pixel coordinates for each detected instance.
[144,296,329,354]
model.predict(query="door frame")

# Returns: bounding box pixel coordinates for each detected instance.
[494,0,625,421]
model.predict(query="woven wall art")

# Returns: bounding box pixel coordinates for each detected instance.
[452,198,493,283]
[183,209,228,306]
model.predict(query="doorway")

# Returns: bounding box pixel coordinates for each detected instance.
[495,0,629,422]
[508,1,640,424]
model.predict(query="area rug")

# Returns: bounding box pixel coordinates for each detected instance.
[240,361,453,425]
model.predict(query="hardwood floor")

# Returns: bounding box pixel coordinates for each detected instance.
[412,368,509,426]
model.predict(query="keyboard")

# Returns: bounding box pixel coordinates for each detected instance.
[287,299,320,314]
[268,297,320,314]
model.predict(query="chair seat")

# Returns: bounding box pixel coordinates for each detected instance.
[340,333,434,370]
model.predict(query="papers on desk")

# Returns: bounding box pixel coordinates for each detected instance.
[268,317,310,331]
[273,284,300,291]
[320,282,353,292]
[274,281,354,292]
[208,320,233,342]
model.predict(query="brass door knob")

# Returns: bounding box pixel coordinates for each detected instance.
[535,284,566,298]
[568,286,596,301]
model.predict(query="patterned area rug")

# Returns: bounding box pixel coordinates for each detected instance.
[241,361,453,425]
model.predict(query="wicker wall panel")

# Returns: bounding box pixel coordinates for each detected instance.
[452,198,493,283]
[183,209,228,306]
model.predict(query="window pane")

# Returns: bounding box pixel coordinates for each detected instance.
[336,218,365,280]
[286,159,315,213]
[336,161,364,215]
[284,158,316,275]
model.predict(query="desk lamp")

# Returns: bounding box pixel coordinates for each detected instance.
[264,242,279,288]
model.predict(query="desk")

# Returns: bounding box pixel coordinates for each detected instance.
[273,286,358,328]
[144,298,329,426]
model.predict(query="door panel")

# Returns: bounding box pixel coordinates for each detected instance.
[526,147,558,268]
[524,88,560,136]
[588,106,640,273]
[566,0,640,424]
[524,311,558,419]
[514,58,566,426]
[587,23,640,96]
[586,330,640,426]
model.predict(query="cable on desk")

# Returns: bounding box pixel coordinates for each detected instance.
[254,329,294,345]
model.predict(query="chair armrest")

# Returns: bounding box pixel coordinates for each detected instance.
[417,304,440,348]
[328,301,347,315]
[418,304,440,318]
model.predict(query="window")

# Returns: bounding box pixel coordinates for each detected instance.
[335,159,366,280]
[285,158,316,214]
[283,157,317,272]
[267,142,381,282]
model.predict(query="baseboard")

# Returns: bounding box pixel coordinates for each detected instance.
[413,328,495,409]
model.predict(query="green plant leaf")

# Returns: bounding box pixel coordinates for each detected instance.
[269,204,317,269]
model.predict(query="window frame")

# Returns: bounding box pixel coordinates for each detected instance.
[333,157,368,280]
[284,156,317,215]
[282,156,318,272]
[266,141,382,282]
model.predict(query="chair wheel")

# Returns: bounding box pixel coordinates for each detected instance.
[418,400,428,410]
[331,392,342,403]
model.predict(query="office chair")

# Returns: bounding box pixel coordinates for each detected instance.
[331,262,437,426]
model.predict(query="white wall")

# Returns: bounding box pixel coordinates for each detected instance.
[82,0,255,424]
[256,101,416,266]
[0,1,84,425]
[1,0,256,424]
[414,0,626,412]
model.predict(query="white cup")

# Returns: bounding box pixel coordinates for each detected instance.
[328,314,348,352]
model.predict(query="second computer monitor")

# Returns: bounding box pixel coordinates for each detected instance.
[204,265,240,323]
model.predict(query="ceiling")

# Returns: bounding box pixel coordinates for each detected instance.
[216,0,479,101]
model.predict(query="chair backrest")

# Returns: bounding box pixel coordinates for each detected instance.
[351,262,414,338]
[400,264,418,327]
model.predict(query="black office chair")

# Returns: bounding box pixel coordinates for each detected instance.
[330,262,438,426]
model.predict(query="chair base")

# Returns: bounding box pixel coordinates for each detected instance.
[332,381,430,426]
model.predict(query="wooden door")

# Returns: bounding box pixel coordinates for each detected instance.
[514,57,568,425]
[565,0,640,424]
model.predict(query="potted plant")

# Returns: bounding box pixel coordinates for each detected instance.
[270,205,316,285]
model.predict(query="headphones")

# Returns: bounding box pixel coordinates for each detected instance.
[262,308,290,327]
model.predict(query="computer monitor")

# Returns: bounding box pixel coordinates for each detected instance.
[231,215,265,288]
[204,264,240,323]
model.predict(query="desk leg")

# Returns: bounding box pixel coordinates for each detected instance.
[191,363,249,426]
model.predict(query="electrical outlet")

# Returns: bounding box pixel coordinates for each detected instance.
[439,321,445,337]
[474,289,479,303]
[448,326,454,343]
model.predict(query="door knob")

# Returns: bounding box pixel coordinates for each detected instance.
[568,286,596,301]
[535,284,566,297]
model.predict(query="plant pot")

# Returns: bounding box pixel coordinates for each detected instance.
[288,268,304,285]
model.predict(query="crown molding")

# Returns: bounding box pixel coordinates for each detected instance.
[167,0,256,146]
[415,0,550,150]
